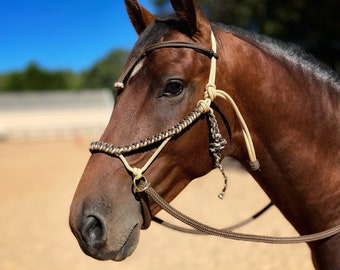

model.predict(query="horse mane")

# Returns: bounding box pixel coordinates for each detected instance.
[213,22,340,86]
[128,15,340,87]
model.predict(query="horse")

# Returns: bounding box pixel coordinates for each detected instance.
[69,0,340,268]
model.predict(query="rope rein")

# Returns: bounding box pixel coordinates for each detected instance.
[89,31,340,243]
[138,181,340,244]
[152,202,274,234]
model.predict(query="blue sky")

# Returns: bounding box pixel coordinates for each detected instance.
[0,0,156,73]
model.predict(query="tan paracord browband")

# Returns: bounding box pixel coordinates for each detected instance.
[89,31,340,243]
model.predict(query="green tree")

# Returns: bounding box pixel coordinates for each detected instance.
[1,71,25,91]
[0,62,81,91]
[0,48,129,92]
[153,0,340,72]
[80,49,129,89]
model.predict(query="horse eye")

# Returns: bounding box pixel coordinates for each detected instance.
[162,80,184,97]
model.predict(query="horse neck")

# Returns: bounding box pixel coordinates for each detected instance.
[215,30,340,236]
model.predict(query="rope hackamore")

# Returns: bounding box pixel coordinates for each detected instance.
[87,31,340,243]
[90,31,259,200]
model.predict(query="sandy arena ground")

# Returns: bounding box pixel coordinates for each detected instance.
[0,139,314,270]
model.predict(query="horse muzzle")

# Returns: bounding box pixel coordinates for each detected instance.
[69,188,146,261]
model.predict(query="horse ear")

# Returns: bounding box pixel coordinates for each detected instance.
[125,0,156,35]
[170,0,210,41]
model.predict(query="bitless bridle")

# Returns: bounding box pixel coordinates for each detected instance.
[90,31,260,194]
[89,31,340,243]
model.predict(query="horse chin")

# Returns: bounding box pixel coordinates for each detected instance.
[109,224,140,261]
[80,223,141,262]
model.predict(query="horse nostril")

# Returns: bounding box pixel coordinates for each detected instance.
[81,215,106,247]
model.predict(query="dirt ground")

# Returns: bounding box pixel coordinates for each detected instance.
[0,139,314,270]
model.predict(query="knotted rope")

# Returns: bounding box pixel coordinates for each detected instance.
[204,32,259,170]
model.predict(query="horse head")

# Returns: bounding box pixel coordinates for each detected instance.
[69,0,340,267]
[69,0,232,261]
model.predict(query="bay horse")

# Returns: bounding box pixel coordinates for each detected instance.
[69,0,340,268]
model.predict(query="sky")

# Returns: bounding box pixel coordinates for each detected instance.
[0,0,156,73]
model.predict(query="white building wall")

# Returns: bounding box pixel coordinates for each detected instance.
[0,89,114,140]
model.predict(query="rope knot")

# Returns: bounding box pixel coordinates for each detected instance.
[205,83,217,101]
[249,159,260,171]
[197,99,211,113]
[132,167,143,180]
[114,82,124,89]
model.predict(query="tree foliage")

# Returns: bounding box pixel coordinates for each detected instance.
[0,63,80,92]
[0,50,129,92]
[80,50,129,89]
[153,0,340,72]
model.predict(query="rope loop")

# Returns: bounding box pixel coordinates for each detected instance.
[205,83,217,101]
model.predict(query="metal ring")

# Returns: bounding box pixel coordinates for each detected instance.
[133,176,150,193]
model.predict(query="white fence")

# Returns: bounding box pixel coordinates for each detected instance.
[0,89,114,140]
